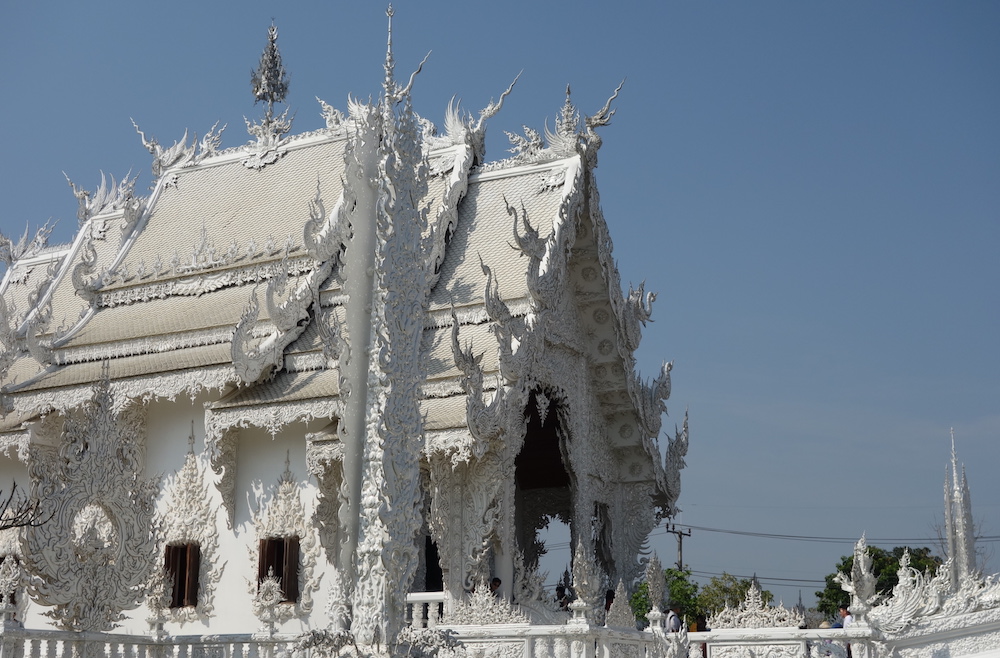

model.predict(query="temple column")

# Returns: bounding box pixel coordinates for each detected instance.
[337,111,380,598]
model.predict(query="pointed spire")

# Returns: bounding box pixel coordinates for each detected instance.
[251,23,290,120]
[380,6,428,106]
[945,429,978,584]
[383,5,396,98]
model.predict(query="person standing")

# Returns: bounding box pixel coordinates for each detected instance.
[666,603,682,632]
[839,605,854,658]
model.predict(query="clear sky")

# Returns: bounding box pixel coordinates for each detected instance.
[2,2,998,610]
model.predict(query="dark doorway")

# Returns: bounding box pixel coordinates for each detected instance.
[514,392,573,573]
[424,536,443,591]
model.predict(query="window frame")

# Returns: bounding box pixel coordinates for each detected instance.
[257,536,300,603]
[164,543,201,608]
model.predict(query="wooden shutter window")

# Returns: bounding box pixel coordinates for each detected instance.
[258,536,300,603]
[184,544,201,607]
[165,543,200,608]
[282,536,300,602]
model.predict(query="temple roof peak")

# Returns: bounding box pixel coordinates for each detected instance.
[251,22,289,120]
[381,6,428,105]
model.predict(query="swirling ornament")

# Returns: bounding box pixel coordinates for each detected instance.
[21,378,158,632]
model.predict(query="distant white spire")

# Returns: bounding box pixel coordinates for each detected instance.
[944,428,978,585]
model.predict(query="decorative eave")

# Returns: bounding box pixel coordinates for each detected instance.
[5,362,235,418]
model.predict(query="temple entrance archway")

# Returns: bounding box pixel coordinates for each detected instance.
[514,392,573,574]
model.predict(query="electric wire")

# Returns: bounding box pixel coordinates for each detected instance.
[652,524,1000,545]
[539,521,996,590]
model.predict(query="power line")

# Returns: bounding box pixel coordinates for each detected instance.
[653,524,1000,545]
[687,569,826,586]
[541,524,1000,550]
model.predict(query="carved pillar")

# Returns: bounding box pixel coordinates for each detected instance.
[428,455,466,607]
[348,31,432,643]
[337,101,380,598]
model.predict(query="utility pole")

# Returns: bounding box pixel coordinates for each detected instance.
[665,523,691,569]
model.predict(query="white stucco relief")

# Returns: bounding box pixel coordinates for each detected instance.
[21,378,158,632]
[147,427,225,626]
[248,459,321,625]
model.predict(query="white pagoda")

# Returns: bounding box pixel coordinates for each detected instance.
[0,15,686,652]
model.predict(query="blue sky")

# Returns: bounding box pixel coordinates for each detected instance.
[2,2,998,608]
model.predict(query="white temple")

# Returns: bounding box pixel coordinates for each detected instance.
[1,15,999,658]
[0,16,685,654]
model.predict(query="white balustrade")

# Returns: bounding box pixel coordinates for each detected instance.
[405,591,446,628]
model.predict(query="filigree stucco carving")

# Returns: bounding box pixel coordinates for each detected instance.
[446,584,527,625]
[65,172,142,229]
[0,221,54,268]
[511,548,566,625]
[97,246,311,304]
[232,207,340,384]
[204,422,239,530]
[21,379,158,632]
[0,554,21,609]
[147,432,225,625]
[305,430,346,567]
[249,461,321,623]
[570,537,599,619]
[421,77,517,288]
[646,554,665,613]
[350,21,434,645]
[864,443,1000,637]
[243,25,292,172]
[708,580,804,629]
[9,365,233,421]
[428,449,506,598]
[132,121,223,178]
[480,83,620,174]
[835,536,879,623]
[711,645,799,658]
[449,308,504,462]
[244,108,292,171]
[944,432,978,584]
[606,580,636,629]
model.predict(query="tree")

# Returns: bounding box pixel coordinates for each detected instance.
[630,581,651,627]
[665,567,701,623]
[697,573,773,616]
[630,567,702,627]
[815,546,942,617]
[0,482,48,532]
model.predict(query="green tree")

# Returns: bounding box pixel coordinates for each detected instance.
[630,581,651,627]
[665,567,701,624]
[697,573,773,616]
[630,568,701,627]
[815,546,942,617]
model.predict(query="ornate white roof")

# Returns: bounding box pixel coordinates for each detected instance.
[0,31,679,519]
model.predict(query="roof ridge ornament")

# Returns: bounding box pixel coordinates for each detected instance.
[244,23,292,170]
[0,221,54,268]
[440,73,519,164]
[382,6,430,106]
[498,80,624,169]
[251,23,289,119]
